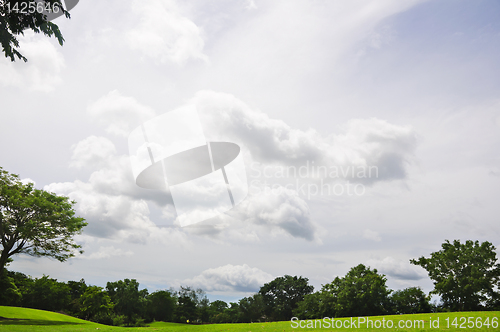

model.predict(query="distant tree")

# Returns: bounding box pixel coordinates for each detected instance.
[390,287,432,314]
[22,275,71,312]
[67,279,87,315]
[146,290,176,322]
[0,0,71,62]
[292,291,323,319]
[0,167,87,274]
[0,269,21,305]
[172,286,210,323]
[208,300,228,323]
[79,285,114,322]
[259,275,314,321]
[411,239,500,311]
[174,289,198,323]
[239,293,264,322]
[320,264,392,317]
[226,302,241,323]
[106,279,148,325]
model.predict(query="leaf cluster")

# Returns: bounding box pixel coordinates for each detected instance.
[0,0,69,61]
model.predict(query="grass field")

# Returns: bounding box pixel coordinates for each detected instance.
[1,306,498,331]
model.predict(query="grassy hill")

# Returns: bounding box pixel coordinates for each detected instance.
[1,306,498,331]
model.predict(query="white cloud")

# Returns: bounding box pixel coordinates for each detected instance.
[127,0,208,64]
[194,90,417,184]
[70,136,117,169]
[64,89,416,244]
[80,246,133,260]
[0,32,65,92]
[233,190,319,242]
[363,229,381,242]
[45,137,188,245]
[184,264,273,293]
[20,178,36,186]
[87,90,156,137]
[367,257,426,281]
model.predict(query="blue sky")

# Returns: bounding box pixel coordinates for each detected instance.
[1,0,499,303]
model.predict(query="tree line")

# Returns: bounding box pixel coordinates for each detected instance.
[2,168,500,326]
[1,239,499,327]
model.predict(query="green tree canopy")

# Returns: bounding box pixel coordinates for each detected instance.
[79,285,114,321]
[0,0,70,61]
[259,275,314,321]
[106,278,148,324]
[238,293,264,323]
[0,167,87,273]
[319,264,392,318]
[146,290,176,322]
[410,239,500,311]
[390,286,432,314]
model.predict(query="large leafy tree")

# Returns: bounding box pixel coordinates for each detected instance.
[319,264,392,317]
[79,285,114,321]
[173,286,208,323]
[106,279,148,324]
[410,239,500,311]
[0,167,87,273]
[0,0,71,62]
[146,290,176,322]
[259,275,314,321]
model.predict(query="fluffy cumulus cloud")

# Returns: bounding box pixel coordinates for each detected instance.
[184,264,273,293]
[0,32,65,92]
[127,0,208,64]
[45,137,187,245]
[87,90,156,137]
[193,90,417,184]
[70,136,117,169]
[231,190,319,242]
[367,257,426,281]
[50,89,418,244]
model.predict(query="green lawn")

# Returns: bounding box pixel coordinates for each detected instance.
[1,306,498,331]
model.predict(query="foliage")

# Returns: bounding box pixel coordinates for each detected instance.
[79,286,114,321]
[0,269,21,305]
[0,0,69,62]
[67,279,87,315]
[259,275,314,321]
[207,300,228,323]
[318,264,392,318]
[238,294,264,322]
[146,290,176,322]
[0,167,87,273]
[174,289,198,323]
[410,239,500,311]
[22,275,71,312]
[390,287,433,314]
[292,291,323,319]
[106,278,148,326]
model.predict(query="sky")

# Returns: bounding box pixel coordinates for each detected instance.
[1,0,500,303]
